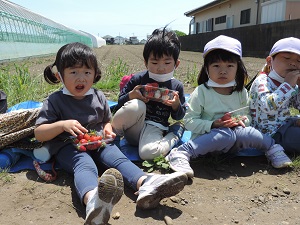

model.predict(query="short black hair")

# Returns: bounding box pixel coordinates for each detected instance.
[143,27,181,63]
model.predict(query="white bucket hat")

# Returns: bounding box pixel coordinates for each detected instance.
[270,37,300,56]
[203,35,242,58]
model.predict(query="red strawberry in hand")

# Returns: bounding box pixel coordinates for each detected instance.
[77,134,84,140]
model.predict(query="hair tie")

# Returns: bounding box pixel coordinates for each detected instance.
[51,65,58,74]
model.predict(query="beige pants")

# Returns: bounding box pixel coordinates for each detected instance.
[112,99,178,160]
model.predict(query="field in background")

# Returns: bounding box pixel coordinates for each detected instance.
[0,45,265,107]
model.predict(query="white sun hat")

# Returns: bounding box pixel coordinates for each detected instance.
[270,37,300,56]
[203,35,242,58]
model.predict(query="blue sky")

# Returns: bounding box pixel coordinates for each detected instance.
[9,0,211,40]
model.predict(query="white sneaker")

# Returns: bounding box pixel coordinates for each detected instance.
[166,148,194,178]
[265,144,292,168]
[136,171,188,209]
[85,168,124,225]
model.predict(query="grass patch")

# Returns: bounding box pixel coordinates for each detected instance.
[291,155,300,171]
[180,63,199,88]
[0,170,13,183]
[95,58,129,91]
[0,63,58,107]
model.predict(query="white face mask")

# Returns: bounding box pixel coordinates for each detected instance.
[148,70,174,82]
[207,78,237,88]
[58,72,94,96]
[269,60,285,83]
[268,70,285,83]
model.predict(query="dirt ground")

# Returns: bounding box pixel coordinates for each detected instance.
[1,45,300,225]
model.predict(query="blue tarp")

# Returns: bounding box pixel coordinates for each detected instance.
[5,97,263,173]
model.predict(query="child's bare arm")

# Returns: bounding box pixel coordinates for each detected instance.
[34,120,88,142]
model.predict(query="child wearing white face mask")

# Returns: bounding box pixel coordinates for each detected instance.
[249,37,300,154]
[112,27,186,160]
[165,35,292,178]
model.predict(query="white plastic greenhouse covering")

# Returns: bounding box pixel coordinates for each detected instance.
[0,0,93,61]
[79,31,106,48]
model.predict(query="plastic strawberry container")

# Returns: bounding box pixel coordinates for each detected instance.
[140,85,175,102]
[72,132,113,151]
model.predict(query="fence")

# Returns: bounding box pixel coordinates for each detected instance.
[0,0,93,62]
[179,19,300,58]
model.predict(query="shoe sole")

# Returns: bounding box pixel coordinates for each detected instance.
[137,172,187,209]
[273,161,292,169]
[85,168,124,225]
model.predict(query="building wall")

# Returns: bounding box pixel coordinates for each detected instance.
[285,1,300,20]
[179,19,300,58]
[191,0,258,34]
[261,0,286,23]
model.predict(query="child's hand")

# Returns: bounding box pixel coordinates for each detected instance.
[103,123,116,142]
[212,113,239,128]
[63,120,88,137]
[129,85,149,103]
[163,91,180,110]
[212,118,239,128]
[285,69,300,87]
[236,120,246,128]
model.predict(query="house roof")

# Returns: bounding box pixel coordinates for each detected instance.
[184,0,229,17]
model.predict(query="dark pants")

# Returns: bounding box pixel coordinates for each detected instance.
[273,118,300,154]
[56,143,145,203]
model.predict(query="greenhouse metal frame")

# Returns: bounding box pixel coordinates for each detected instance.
[0,0,93,61]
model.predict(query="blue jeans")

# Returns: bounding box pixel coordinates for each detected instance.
[179,126,275,158]
[56,143,145,203]
[272,118,300,154]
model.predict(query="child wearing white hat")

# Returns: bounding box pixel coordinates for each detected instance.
[165,35,292,178]
[249,37,300,154]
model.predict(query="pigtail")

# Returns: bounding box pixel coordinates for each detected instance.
[93,67,101,83]
[44,64,60,84]
[261,63,271,74]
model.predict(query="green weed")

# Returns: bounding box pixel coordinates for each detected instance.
[142,155,170,173]
[184,63,199,88]
[0,170,13,183]
[291,155,300,171]
[0,63,58,107]
[95,58,129,91]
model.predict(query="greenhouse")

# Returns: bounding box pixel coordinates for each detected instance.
[0,0,93,61]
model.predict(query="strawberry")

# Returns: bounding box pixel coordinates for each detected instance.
[144,85,152,92]
[80,139,88,144]
[146,90,155,98]
[83,133,91,141]
[95,136,102,141]
[77,134,84,140]
[77,145,86,152]
[161,88,169,95]
[89,136,98,142]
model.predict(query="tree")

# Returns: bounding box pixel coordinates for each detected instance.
[174,30,186,37]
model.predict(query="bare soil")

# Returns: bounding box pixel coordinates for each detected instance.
[1,45,300,225]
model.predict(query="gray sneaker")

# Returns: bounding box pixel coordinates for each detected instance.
[136,171,188,209]
[85,168,124,225]
[166,148,194,178]
[266,144,292,168]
